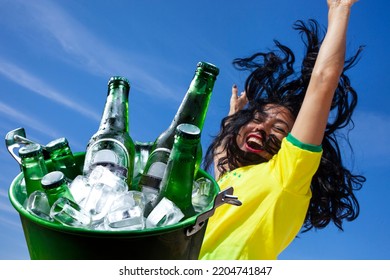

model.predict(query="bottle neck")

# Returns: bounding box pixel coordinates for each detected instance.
[169,71,216,131]
[98,84,129,132]
[172,137,199,157]
[22,155,48,195]
[50,146,73,159]
[22,155,47,173]
[45,184,72,206]
[50,147,80,180]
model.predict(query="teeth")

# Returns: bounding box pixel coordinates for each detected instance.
[247,136,263,150]
[247,136,261,145]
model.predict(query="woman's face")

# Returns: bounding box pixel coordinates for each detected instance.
[236,104,295,160]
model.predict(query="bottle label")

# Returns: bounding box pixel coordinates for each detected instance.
[139,161,167,190]
[148,161,167,177]
[138,174,163,190]
[84,139,130,173]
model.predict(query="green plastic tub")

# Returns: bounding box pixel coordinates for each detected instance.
[8,152,221,260]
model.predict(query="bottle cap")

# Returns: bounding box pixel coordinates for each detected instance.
[108,76,130,89]
[41,171,66,190]
[18,143,43,158]
[197,62,220,76]
[45,137,69,152]
[176,123,201,139]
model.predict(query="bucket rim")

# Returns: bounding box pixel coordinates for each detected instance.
[9,169,219,238]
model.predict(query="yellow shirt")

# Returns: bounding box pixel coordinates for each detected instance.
[199,134,322,260]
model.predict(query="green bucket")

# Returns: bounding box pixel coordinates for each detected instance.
[8,152,230,260]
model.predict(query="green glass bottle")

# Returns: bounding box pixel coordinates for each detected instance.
[19,143,48,196]
[45,137,81,180]
[138,62,219,191]
[154,123,201,219]
[41,171,75,207]
[139,147,171,216]
[83,76,135,188]
[132,141,154,187]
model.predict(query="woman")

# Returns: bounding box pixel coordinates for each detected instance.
[199,0,365,260]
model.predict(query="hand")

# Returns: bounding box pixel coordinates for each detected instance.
[229,84,248,115]
[327,0,358,8]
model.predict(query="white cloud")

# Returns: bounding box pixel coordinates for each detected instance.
[9,0,181,100]
[0,60,101,122]
[0,189,21,229]
[0,215,23,230]
[0,101,58,138]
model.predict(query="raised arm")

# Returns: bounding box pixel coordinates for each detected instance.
[211,85,248,179]
[290,0,357,145]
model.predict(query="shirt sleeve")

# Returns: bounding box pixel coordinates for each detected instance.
[270,133,323,195]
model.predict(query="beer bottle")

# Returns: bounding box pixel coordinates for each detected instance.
[139,147,171,215]
[41,171,91,227]
[139,62,219,192]
[19,143,48,196]
[132,141,153,187]
[83,76,135,188]
[41,171,75,207]
[153,123,200,219]
[45,137,81,180]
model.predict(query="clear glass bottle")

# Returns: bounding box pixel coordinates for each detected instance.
[138,62,219,193]
[83,76,135,188]
[19,143,48,196]
[45,137,81,180]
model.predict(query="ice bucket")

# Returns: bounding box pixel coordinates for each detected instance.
[8,152,238,260]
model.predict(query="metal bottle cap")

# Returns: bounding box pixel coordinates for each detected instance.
[176,123,201,139]
[41,171,66,190]
[18,143,43,158]
[45,137,69,152]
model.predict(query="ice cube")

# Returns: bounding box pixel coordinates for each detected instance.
[145,197,184,228]
[68,175,91,205]
[26,190,53,222]
[105,206,145,230]
[104,191,146,230]
[82,183,120,223]
[192,177,214,213]
[141,185,159,217]
[88,165,127,192]
[50,197,91,227]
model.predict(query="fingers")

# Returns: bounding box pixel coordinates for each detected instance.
[232,84,239,98]
[229,84,248,116]
[229,84,239,116]
[328,0,357,8]
[231,84,246,101]
[240,91,247,101]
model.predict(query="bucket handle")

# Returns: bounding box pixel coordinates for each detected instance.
[5,128,49,167]
[5,127,29,166]
[186,186,242,236]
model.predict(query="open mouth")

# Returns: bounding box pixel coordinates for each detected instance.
[245,134,264,153]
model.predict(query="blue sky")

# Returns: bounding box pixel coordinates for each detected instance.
[0,0,389,260]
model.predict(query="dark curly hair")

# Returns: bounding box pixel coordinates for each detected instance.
[203,19,366,232]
